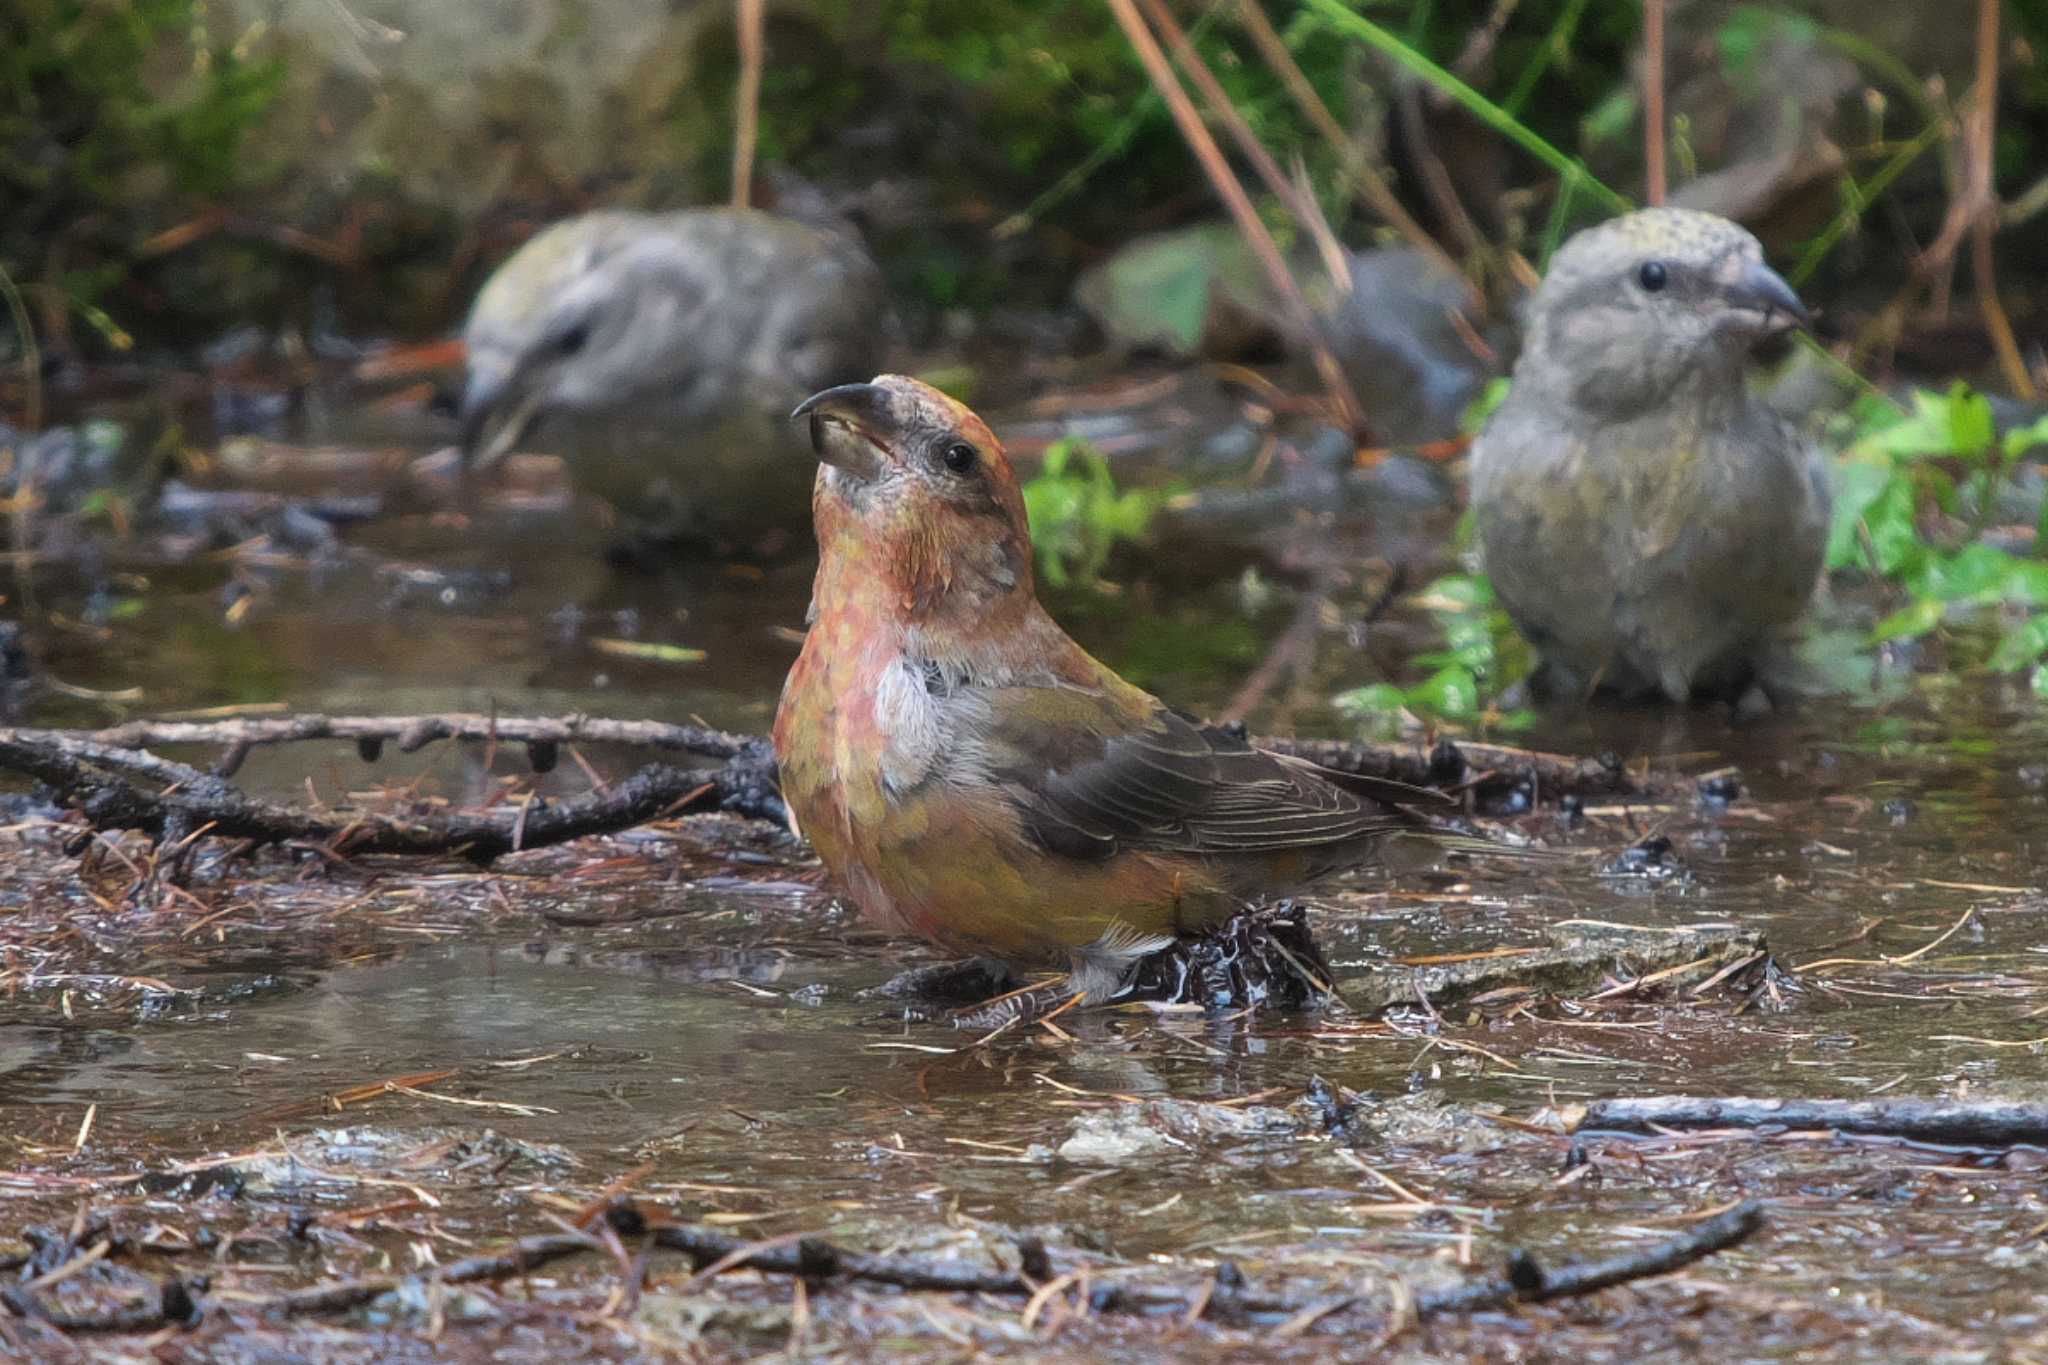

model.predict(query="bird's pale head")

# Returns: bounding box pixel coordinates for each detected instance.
[793,376,1033,621]
[1521,207,1808,417]
[459,213,689,466]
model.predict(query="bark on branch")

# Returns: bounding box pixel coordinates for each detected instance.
[1,1198,1760,1336]
[1573,1096,2048,1147]
[0,727,783,877]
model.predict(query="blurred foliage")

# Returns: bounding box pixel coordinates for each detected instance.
[1335,572,1537,737]
[1828,384,2048,692]
[1019,437,1162,589]
[0,0,282,330]
[1357,379,2048,737]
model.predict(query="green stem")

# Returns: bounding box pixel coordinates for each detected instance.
[999,2,1231,236]
[1503,0,1592,118]
[1789,119,1946,288]
[1300,0,1632,215]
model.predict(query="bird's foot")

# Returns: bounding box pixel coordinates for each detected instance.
[938,981,1084,1032]
[1114,901,1344,1015]
[866,958,1024,1010]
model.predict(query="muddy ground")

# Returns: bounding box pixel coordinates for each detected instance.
[1,369,2046,1362]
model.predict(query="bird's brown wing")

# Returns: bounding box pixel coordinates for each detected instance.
[978,686,1441,863]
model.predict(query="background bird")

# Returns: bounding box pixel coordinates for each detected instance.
[1469,207,1832,705]
[459,206,890,555]
[772,375,1478,1003]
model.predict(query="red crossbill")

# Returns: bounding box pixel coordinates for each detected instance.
[1469,208,1830,704]
[772,376,1468,1001]
[458,208,888,552]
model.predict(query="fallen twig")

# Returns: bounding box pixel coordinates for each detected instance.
[1569,1096,2048,1147]
[0,728,783,876]
[2,1198,1761,1336]
[1257,732,1646,808]
[68,712,752,776]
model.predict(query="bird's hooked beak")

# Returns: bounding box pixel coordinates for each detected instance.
[1719,260,1811,333]
[457,366,543,471]
[791,382,896,483]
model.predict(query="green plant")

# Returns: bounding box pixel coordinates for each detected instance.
[1829,382,2048,691]
[1019,437,1161,588]
[1335,572,1536,736]
[0,0,284,338]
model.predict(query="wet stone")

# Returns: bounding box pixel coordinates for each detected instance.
[1598,833,1693,883]
[1055,1098,1302,1166]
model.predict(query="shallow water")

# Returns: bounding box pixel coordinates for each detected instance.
[3,378,2046,1359]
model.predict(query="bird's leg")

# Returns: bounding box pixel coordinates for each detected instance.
[939,978,1086,1032]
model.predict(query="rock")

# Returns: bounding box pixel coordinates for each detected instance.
[1319,247,1493,446]
[1341,922,1768,1016]
[1075,229,1493,445]
[1073,224,1283,360]
[1,421,132,516]
[1055,1098,1301,1166]
[458,207,893,554]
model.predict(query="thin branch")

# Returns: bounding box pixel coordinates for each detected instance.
[1912,0,2034,397]
[1104,0,1370,434]
[1573,1096,2048,1147]
[730,0,767,207]
[1256,732,1647,806]
[1965,0,2034,398]
[1643,0,1667,204]
[0,729,784,871]
[1302,0,1631,215]
[72,712,753,774]
[1231,1,1465,288]
[1138,0,1350,290]
[1,1199,1761,1336]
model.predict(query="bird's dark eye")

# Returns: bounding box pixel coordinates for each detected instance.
[1637,260,1669,292]
[942,442,978,474]
[557,322,590,355]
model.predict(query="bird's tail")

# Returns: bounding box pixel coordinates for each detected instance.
[1398,827,1582,864]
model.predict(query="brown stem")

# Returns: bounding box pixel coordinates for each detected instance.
[730,0,767,208]
[1231,1,1466,290]
[1395,80,1486,257]
[1642,0,1667,205]
[1966,0,2035,399]
[1138,0,1349,290]
[1912,0,2032,396]
[1104,0,1370,434]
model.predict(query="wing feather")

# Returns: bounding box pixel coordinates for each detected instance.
[980,686,1441,863]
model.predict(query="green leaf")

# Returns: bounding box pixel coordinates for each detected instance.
[589,639,707,665]
[1944,380,1995,459]
[1407,666,1480,718]
[1856,389,1964,458]
[1825,458,1895,569]
[1460,377,1511,435]
[2005,559,2048,605]
[1908,543,2018,602]
[1866,597,1946,644]
[2003,412,2048,462]
[1861,476,1928,577]
[1335,683,1410,717]
[1989,614,2048,672]
[2033,662,2048,697]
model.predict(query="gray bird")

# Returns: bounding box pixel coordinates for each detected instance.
[1469,207,1831,704]
[459,207,889,554]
